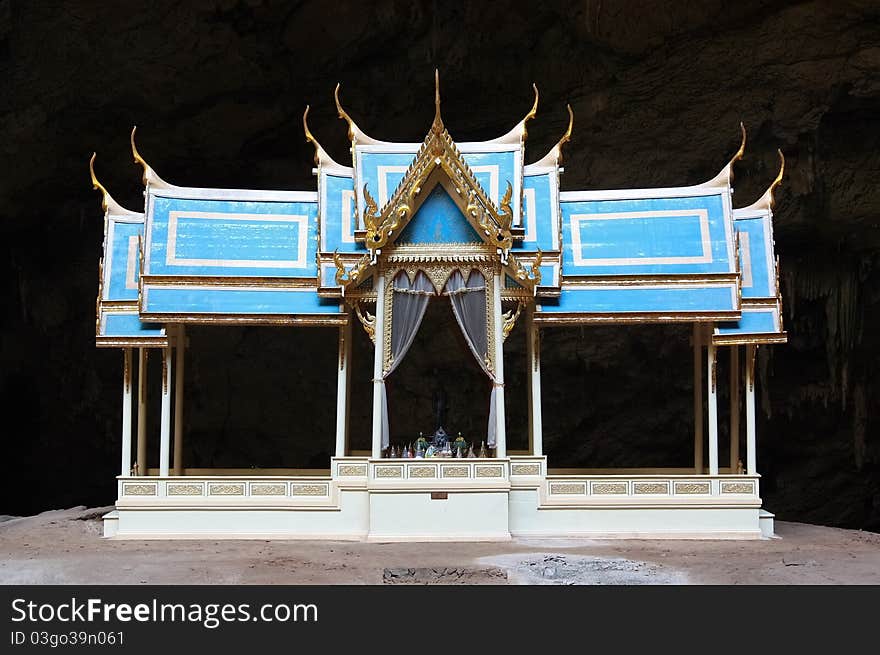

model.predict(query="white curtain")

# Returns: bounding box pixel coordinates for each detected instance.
[444,269,497,447]
[381,270,436,448]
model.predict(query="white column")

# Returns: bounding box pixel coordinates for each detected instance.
[371,272,386,459]
[526,308,543,456]
[137,348,148,476]
[492,271,507,457]
[121,348,133,476]
[173,326,186,476]
[707,339,719,476]
[730,345,740,472]
[335,317,353,458]
[746,344,757,475]
[159,344,173,477]
[693,324,703,473]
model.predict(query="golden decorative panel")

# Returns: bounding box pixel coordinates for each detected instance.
[721,482,755,495]
[591,482,628,495]
[338,465,367,477]
[633,482,669,495]
[674,482,711,495]
[549,483,586,495]
[208,483,245,496]
[250,483,287,496]
[511,464,541,476]
[123,483,156,496]
[167,484,203,496]
[375,466,403,478]
[475,465,503,478]
[441,465,470,478]
[409,466,437,478]
[292,484,329,497]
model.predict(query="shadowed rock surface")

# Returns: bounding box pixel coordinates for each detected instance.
[1,1,878,529]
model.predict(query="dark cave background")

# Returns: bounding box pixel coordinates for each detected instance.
[1,0,878,530]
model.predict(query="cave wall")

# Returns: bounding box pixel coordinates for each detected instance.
[1,0,878,529]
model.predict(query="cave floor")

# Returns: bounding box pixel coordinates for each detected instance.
[1,507,878,585]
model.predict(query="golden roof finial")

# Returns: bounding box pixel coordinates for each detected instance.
[303,105,321,166]
[740,149,785,212]
[522,84,539,141]
[433,68,443,132]
[130,126,171,188]
[130,126,148,184]
[768,149,785,208]
[524,104,573,168]
[89,152,139,216]
[334,83,355,142]
[89,152,110,213]
[699,122,747,189]
[733,121,747,164]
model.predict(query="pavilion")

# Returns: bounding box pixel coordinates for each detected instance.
[94,74,786,540]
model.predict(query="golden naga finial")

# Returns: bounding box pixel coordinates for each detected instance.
[334,83,356,142]
[741,149,786,212]
[529,104,573,168]
[89,152,138,216]
[89,152,110,213]
[498,181,514,230]
[130,126,148,184]
[700,122,748,189]
[522,84,539,141]
[558,104,574,163]
[130,126,170,188]
[502,301,523,340]
[303,105,322,166]
[733,121,747,164]
[767,149,785,209]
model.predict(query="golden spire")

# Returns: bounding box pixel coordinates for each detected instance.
[432,68,443,133]
[130,126,170,188]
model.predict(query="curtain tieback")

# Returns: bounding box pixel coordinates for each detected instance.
[492,381,505,388]
[372,378,385,384]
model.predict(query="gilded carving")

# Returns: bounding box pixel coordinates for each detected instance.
[511,463,541,476]
[409,466,437,479]
[251,483,287,496]
[591,482,628,495]
[441,465,470,478]
[549,483,586,495]
[292,484,329,497]
[721,482,755,495]
[167,483,202,496]
[674,482,711,495]
[354,302,376,344]
[475,465,503,478]
[338,465,367,477]
[123,483,156,496]
[502,301,522,341]
[208,483,245,496]
[375,466,403,478]
[633,482,669,495]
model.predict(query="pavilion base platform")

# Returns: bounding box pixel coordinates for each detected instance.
[103,457,771,541]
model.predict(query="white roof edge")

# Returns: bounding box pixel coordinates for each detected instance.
[149,186,319,202]
[560,185,726,202]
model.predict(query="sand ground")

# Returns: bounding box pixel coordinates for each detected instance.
[1,507,878,584]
